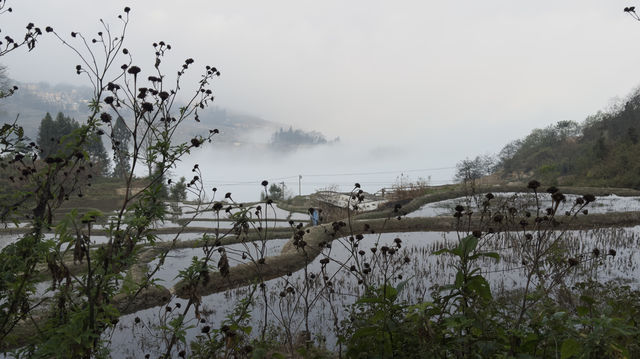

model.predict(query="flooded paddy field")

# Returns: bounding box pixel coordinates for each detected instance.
[406,193,640,218]
[105,224,640,357]
[5,192,640,357]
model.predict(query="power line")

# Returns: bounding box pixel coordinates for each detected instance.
[302,166,455,177]
[201,166,456,185]
[201,179,454,187]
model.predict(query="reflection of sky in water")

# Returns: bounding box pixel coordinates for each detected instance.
[174,203,309,221]
[0,203,306,248]
[407,193,640,218]
[155,218,300,230]
[148,238,289,288]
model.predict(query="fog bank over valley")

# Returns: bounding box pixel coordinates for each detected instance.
[173,137,456,202]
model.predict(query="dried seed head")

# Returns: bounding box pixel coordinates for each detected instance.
[127,65,141,75]
[141,102,153,112]
[551,192,566,203]
[100,112,112,123]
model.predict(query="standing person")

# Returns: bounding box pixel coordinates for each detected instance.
[308,208,318,226]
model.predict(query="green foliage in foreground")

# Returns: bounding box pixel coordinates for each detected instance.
[341,279,640,358]
[339,236,640,358]
[338,281,639,359]
[183,235,640,359]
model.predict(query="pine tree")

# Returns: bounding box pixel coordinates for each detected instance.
[169,177,187,202]
[0,65,9,99]
[112,116,131,180]
[36,112,55,157]
[37,112,110,175]
[86,131,110,176]
[54,112,79,139]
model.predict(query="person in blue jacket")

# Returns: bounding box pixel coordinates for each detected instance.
[308,208,319,226]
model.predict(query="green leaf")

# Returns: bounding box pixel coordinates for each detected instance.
[454,271,464,288]
[382,284,398,300]
[576,306,589,317]
[241,325,252,335]
[579,294,595,306]
[560,338,581,359]
[433,248,453,256]
[356,296,384,305]
[461,235,478,256]
[467,275,492,301]
[553,311,567,320]
[352,326,378,339]
[395,278,411,294]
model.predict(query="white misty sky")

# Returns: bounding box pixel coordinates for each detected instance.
[2,0,640,174]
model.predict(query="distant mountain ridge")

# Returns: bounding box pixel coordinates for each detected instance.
[0,81,279,144]
[0,81,334,149]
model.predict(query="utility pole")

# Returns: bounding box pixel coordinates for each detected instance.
[280,181,285,200]
[298,175,302,196]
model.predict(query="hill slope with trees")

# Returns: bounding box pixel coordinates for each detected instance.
[495,87,640,188]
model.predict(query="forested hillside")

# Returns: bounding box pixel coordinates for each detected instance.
[496,88,640,188]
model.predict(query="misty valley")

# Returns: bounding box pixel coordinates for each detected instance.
[3,2,640,359]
